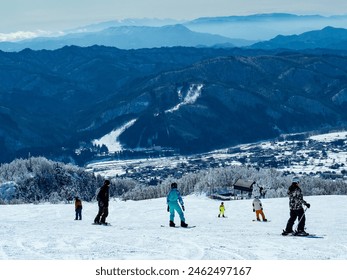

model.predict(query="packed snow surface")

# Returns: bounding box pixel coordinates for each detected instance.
[1,195,346,260]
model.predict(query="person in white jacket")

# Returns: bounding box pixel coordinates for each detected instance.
[252,197,267,221]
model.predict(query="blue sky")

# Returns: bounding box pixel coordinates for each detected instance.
[1,0,347,33]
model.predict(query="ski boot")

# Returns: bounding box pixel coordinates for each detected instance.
[282,229,293,236]
[295,230,309,236]
[169,221,175,227]
[181,221,188,228]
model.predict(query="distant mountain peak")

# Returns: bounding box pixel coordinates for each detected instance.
[251,26,347,50]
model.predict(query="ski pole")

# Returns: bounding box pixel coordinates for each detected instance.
[294,205,308,233]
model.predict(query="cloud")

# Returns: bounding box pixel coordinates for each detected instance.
[0,30,58,42]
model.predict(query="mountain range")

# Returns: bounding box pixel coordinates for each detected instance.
[5,25,347,52]
[3,13,347,51]
[1,46,347,164]
[184,13,347,40]
[251,26,347,50]
[0,24,236,52]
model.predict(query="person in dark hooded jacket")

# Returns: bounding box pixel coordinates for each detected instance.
[94,180,110,225]
[282,177,310,236]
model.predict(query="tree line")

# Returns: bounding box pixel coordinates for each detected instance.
[122,165,347,201]
[0,156,346,204]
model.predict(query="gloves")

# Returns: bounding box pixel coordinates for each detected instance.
[305,203,311,208]
[182,206,185,211]
[253,209,255,212]
[167,206,169,212]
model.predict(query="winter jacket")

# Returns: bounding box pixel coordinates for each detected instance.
[167,189,184,206]
[252,198,263,211]
[97,184,110,207]
[288,184,307,210]
[219,204,225,212]
[75,199,82,210]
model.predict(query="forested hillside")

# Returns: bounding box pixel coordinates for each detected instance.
[1,156,346,204]
[1,46,347,165]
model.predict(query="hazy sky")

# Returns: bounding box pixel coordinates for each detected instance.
[1,0,347,33]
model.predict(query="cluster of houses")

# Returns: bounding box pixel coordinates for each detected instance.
[105,132,347,186]
[229,137,346,179]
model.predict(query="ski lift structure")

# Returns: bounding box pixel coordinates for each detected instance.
[209,179,255,200]
[233,179,255,199]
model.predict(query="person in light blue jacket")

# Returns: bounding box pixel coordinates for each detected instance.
[167,182,188,227]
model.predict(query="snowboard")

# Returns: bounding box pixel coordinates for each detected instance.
[252,219,270,222]
[281,231,323,238]
[161,225,196,229]
[92,222,111,226]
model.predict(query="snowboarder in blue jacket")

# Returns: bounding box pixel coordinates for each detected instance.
[167,182,188,227]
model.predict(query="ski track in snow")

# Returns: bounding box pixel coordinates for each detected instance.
[165,84,203,113]
[0,195,346,260]
[92,119,137,153]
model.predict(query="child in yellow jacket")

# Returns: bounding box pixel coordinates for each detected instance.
[218,202,225,218]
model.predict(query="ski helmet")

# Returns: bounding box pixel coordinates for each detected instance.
[292,177,300,184]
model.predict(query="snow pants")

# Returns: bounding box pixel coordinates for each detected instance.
[94,205,109,223]
[168,202,185,222]
[255,209,266,221]
[285,208,305,232]
[219,209,225,217]
[75,207,82,220]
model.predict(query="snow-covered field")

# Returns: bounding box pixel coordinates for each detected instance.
[1,194,346,260]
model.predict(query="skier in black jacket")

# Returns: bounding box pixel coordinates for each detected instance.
[94,180,111,225]
[282,177,310,236]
